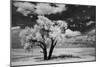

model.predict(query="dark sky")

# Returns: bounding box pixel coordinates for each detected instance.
[12,1,96,33]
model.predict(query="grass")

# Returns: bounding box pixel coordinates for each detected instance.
[11,48,96,66]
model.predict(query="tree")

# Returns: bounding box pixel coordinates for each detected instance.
[19,16,68,60]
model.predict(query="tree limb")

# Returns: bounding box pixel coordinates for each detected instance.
[29,39,46,49]
[53,40,57,47]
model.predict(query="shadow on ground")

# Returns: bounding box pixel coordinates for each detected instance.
[34,54,81,62]
[51,54,81,59]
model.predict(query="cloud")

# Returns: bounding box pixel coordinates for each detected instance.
[11,26,20,30]
[35,3,66,15]
[65,29,81,36]
[86,21,95,26]
[14,2,35,16]
[14,2,35,10]
[13,2,66,16]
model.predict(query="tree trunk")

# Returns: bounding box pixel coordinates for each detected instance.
[43,48,48,60]
[48,38,57,60]
[48,45,54,60]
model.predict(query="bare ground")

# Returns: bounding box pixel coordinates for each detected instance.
[11,48,96,66]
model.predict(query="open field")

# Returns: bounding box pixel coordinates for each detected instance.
[11,48,96,66]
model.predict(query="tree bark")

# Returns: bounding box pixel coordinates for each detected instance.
[48,39,57,60]
[35,41,48,60]
[48,45,54,60]
[43,47,48,60]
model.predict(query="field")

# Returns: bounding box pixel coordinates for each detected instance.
[11,48,96,66]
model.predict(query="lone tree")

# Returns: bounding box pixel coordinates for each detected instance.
[19,16,68,60]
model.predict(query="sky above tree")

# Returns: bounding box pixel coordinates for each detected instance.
[12,1,96,33]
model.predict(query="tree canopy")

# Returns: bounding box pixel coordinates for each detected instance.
[19,16,67,50]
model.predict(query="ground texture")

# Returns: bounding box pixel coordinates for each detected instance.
[11,48,96,66]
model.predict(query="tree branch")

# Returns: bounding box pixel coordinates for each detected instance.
[36,43,44,49]
[50,38,57,47]
[53,40,57,47]
[29,39,46,49]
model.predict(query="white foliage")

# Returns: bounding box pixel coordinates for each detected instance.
[19,16,81,50]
